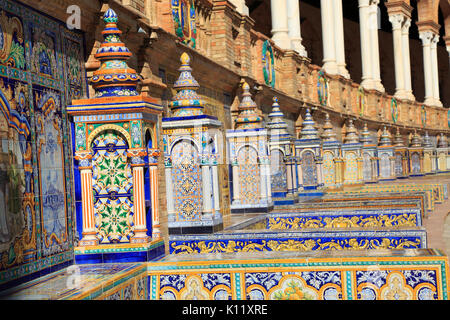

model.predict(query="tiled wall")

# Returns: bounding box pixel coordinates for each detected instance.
[0,0,86,290]
[147,250,450,300]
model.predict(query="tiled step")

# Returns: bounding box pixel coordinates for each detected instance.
[266,208,422,230]
[150,249,450,300]
[275,192,428,214]
[169,227,427,254]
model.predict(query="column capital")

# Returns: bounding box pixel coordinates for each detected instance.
[419,30,436,46]
[75,150,93,169]
[430,33,439,47]
[402,17,411,32]
[147,148,161,165]
[358,0,370,8]
[389,13,405,30]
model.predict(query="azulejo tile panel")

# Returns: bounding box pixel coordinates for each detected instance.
[0,0,85,289]
[267,208,422,229]
[147,250,450,300]
[172,139,203,221]
[169,228,427,254]
[238,145,260,205]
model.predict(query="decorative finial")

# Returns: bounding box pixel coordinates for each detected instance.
[437,133,448,148]
[378,126,392,146]
[267,96,289,136]
[343,119,359,144]
[360,123,372,145]
[410,130,422,147]
[180,52,190,65]
[169,52,204,117]
[299,108,319,140]
[393,127,404,147]
[422,131,433,148]
[91,8,139,98]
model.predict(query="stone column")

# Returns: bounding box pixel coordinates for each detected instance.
[316,159,324,186]
[369,0,383,92]
[270,0,291,50]
[287,0,307,56]
[148,149,161,239]
[419,30,435,106]
[332,0,349,78]
[430,33,442,107]
[358,0,372,88]
[401,17,414,100]
[77,152,98,246]
[129,150,150,243]
[389,14,406,99]
[320,0,338,74]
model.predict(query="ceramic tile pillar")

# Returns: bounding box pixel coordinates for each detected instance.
[401,18,414,101]
[393,127,409,178]
[129,149,149,243]
[75,151,98,246]
[377,126,396,181]
[162,52,223,233]
[148,149,161,239]
[295,108,324,196]
[68,9,164,263]
[342,119,363,185]
[408,131,424,176]
[267,97,297,205]
[360,123,378,183]
[320,0,350,77]
[227,82,273,213]
[422,131,436,174]
[436,133,449,172]
[321,113,342,189]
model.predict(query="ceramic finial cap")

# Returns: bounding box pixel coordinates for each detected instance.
[91,8,139,98]
[169,52,204,117]
[360,123,371,145]
[344,119,359,144]
[393,127,404,147]
[321,113,337,142]
[299,108,319,140]
[378,126,392,146]
[235,82,262,129]
[267,96,289,135]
